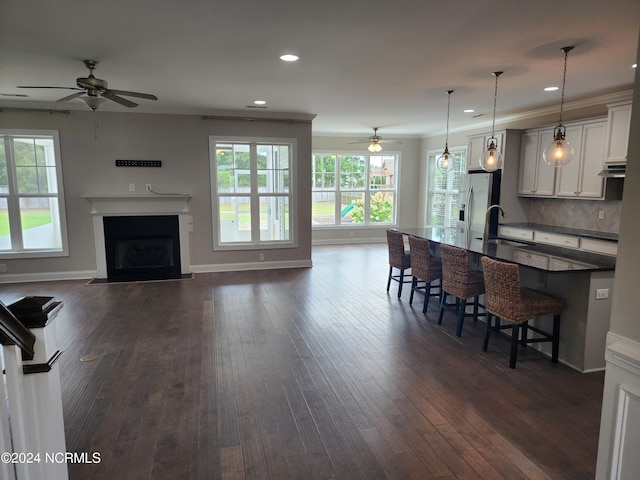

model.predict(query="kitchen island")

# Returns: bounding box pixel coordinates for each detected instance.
[398,227,616,372]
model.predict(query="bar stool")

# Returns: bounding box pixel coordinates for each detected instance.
[386,229,412,298]
[480,256,563,368]
[437,244,485,336]
[408,236,442,313]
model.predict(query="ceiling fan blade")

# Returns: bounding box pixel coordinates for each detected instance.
[107,89,158,101]
[102,91,138,108]
[17,86,83,90]
[57,92,85,102]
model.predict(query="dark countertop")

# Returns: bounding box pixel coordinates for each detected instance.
[397,227,616,273]
[499,223,618,242]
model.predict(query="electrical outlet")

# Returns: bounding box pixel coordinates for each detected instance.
[129,183,135,192]
[146,184,152,192]
[0,264,6,273]
[598,209,605,220]
[595,288,609,300]
[258,253,265,261]
[540,205,545,214]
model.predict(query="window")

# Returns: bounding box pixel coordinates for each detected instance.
[0,130,68,257]
[426,147,466,230]
[210,136,295,249]
[312,152,398,226]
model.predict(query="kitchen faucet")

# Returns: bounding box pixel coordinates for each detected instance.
[484,204,506,241]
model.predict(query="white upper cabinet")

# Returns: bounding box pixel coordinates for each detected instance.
[518,118,606,199]
[518,129,556,196]
[555,120,606,198]
[603,101,632,165]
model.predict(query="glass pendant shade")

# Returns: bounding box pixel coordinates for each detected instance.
[544,46,575,168]
[437,90,456,172]
[368,142,382,153]
[479,137,503,172]
[480,72,503,172]
[436,146,454,172]
[543,126,574,167]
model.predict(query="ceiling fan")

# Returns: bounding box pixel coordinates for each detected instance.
[349,128,402,152]
[18,59,158,111]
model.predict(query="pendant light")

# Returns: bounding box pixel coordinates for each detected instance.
[543,46,575,167]
[479,71,503,172]
[436,90,455,172]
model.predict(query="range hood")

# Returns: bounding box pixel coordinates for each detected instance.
[599,164,626,178]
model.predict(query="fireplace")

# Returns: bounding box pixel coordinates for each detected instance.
[103,215,182,282]
[85,194,192,281]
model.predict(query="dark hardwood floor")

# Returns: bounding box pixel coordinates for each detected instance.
[1,244,604,479]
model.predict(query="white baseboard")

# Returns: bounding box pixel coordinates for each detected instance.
[0,270,96,284]
[312,237,386,245]
[0,259,315,283]
[596,332,640,479]
[191,259,312,273]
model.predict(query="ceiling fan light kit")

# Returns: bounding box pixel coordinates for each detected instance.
[543,46,575,168]
[479,71,504,172]
[17,59,158,111]
[367,127,383,152]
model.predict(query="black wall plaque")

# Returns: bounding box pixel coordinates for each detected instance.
[115,160,162,167]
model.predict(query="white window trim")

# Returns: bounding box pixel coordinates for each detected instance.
[426,146,467,229]
[312,149,401,229]
[209,135,297,251]
[0,129,69,259]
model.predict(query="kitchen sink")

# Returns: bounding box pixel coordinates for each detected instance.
[476,237,534,247]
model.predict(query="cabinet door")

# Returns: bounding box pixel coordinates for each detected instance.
[578,122,605,198]
[467,135,486,172]
[604,102,632,164]
[468,132,504,172]
[555,125,584,197]
[534,129,557,196]
[518,130,539,195]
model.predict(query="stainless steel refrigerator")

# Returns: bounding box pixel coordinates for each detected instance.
[457,170,502,237]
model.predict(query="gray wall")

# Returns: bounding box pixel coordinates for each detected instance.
[0,109,313,278]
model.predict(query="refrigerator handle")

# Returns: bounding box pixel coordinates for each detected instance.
[466,186,473,231]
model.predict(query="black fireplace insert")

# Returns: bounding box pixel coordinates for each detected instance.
[103,215,182,282]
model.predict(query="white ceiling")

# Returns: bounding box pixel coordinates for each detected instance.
[1,0,638,138]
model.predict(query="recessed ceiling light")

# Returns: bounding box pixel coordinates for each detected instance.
[279,54,299,62]
[544,86,559,92]
[254,100,266,105]
[463,109,475,113]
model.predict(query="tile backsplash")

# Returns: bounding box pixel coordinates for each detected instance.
[528,198,621,233]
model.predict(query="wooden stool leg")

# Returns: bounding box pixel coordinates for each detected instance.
[509,324,520,368]
[386,266,393,292]
[409,277,416,305]
[473,295,479,322]
[552,314,561,364]
[422,281,431,313]
[520,321,528,347]
[483,313,493,351]
[398,270,404,297]
[456,299,467,337]
[438,292,447,324]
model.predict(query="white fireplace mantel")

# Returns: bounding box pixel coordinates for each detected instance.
[84,194,192,216]
[85,194,192,279]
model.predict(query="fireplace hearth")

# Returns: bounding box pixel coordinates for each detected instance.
[103,215,182,282]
